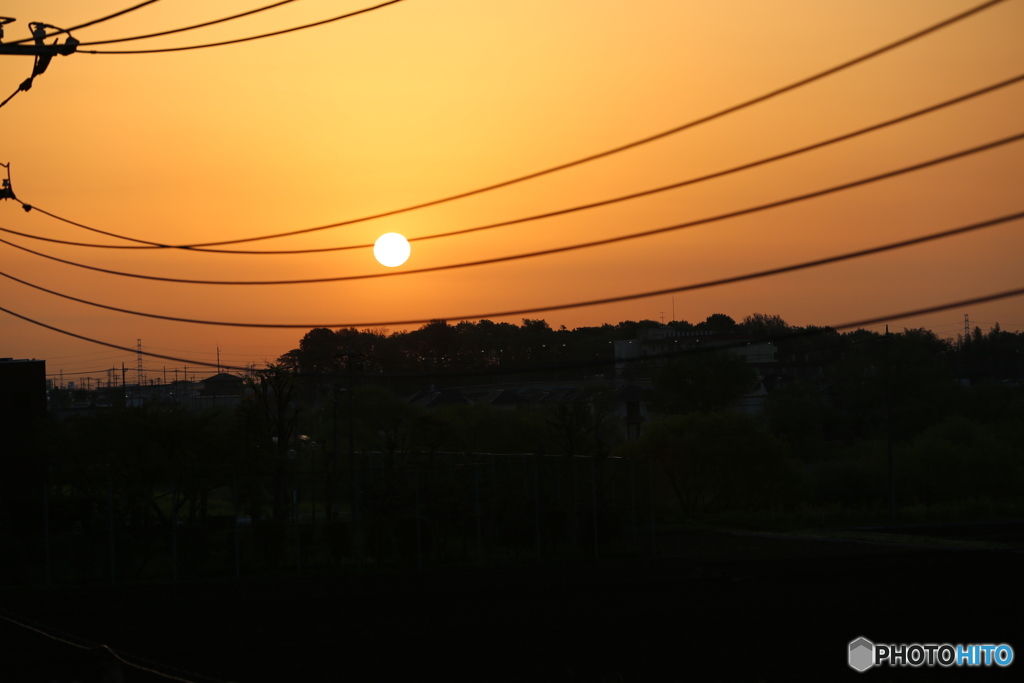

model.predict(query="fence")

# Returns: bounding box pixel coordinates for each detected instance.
[4,454,660,588]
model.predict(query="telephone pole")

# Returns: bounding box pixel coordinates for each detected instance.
[0,20,79,101]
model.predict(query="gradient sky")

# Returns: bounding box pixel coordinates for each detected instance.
[1,0,1022,382]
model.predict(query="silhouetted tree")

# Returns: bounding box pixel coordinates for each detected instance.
[627,412,798,515]
[698,313,737,332]
[650,351,756,415]
[741,313,789,337]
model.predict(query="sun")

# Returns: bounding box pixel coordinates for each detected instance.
[373,232,411,267]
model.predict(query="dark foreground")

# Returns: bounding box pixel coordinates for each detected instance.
[3,531,1023,682]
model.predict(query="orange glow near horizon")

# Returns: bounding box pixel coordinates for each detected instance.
[1,0,1022,378]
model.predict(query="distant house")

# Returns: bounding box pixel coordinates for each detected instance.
[613,384,648,441]
[408,388,471,409]
[477,388,533,409]
[614,327,776,373]
[201,372,245,397]
[197,372,245,409]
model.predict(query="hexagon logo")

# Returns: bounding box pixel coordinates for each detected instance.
[849,637,875,672]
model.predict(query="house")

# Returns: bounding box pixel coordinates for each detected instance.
[201,372,245,397]
[614,327,776,373]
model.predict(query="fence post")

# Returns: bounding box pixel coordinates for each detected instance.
[648,457,657,557]
[534,459,542,564]
[570,455,577,547]
[171,478,178,583]
[357,458,364,571]
[591,455,599,560]
[415,472,422,571]
[631,457,637,551]
[43,483,51,587]
[475,463,483,567]
[294,480,301,578]
[108,480,116,587]
[233,476,240,579]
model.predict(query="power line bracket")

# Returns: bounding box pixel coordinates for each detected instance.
[0,162,15,201]
[0,163,30,210]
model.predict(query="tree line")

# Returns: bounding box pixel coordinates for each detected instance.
[3,313,1022,585]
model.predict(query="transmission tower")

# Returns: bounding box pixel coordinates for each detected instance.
[136,339,145,386]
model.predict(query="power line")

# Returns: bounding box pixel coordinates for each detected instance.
[11,206,167,247]
[17,72,1024,254]
[0,608,226,683]
[5,131,1022,285]
[3,210,1020,329]
[78,0,302,46]
[44,350,130,361]
[0,86,20,109]
[47,367,127,377]
[1,1,161,44]
[3,287,1022,374]
[61,0,1009,246]
[0,223,157,249]
[80,0,410,54]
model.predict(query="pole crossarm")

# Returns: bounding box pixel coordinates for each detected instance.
[0,42,77,56]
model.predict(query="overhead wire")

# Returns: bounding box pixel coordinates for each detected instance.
[0,86,21,109]
[44,350,130,361]
[48,367,131,378]
[77,0,303,46]
[0,608,225,683]
[3,288,1023,375]
[2,211,1020,329]
[79,0,410,54]
[59,0,1009,246]
[4,1,1014,373]
[1,1,162,44]
[13,72,1024,254]
[4,131,1022,285]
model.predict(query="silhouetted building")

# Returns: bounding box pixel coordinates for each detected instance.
[0,358,48,507]
[197,372,245,410]
[201,372,245,397]
[0,358,47,442]
[614,327,776,373]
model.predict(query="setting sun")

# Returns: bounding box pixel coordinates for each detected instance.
[373,232,411,267]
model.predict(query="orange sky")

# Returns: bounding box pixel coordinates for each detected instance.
[1,0,1022,381]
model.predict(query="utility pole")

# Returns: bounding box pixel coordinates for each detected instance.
[0,21,79,97]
